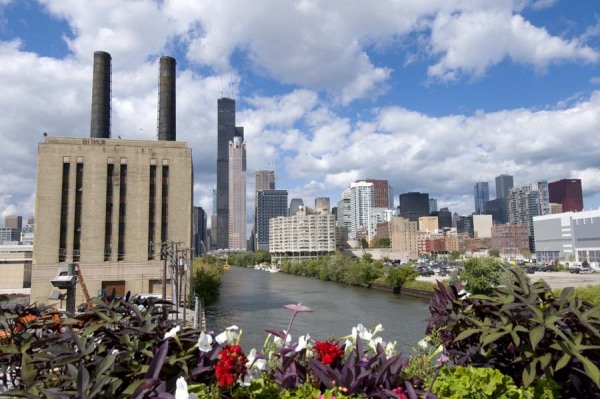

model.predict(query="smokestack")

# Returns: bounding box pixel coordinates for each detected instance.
[90,51,111,138]
[158,56,176,141]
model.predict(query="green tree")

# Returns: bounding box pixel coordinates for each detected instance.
[385,265,418,291]
[360,238,369,249]
[379,237,391,247]
[449,250,461,261]
[488,248,500,257]
[459,256,505,295]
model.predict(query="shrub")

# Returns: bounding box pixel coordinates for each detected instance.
[385,266,418,291]
[428,270,600,398]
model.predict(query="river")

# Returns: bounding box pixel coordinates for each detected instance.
[205,266,430,354]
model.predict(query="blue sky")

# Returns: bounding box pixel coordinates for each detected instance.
[0,0,599,226]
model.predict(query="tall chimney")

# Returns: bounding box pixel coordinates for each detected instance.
[90,51,111,138]
[158,56,176,141]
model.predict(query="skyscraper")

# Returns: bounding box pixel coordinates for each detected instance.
[548,179,583,212]
[252,170,276,251]
[216,97,244,249]
[193,207,208,257]
[289,198,304,216]
[399,192,430,222]
[228,135,246,251]
[495,174,514,199]
[256,189,288,250]
[4,215,22,231]
[537,180,550,216]
[473,182,489,214]
[508,185,539,251]
[363,179,392,208]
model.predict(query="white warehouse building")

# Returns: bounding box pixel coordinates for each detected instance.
[533,209,600,267]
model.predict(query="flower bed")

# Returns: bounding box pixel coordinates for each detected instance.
[2,270,599,398]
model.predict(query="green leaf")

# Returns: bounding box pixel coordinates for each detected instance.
[455,329,481,341]
[529,325,545,350]
[481,331,509,346]
[522,359,537,388]
[574,352,600,387]
[555,353,570,371]
[539,352,552,370]
[96,353,116,376]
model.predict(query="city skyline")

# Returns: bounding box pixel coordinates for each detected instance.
[1,1,600,223]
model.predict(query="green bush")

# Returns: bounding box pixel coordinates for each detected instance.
[432,366,559,399]
[385,266,418,291]
[403,280,439,292]
[192,256,224,304]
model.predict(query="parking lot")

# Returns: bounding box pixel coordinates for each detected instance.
[417,271,600,290]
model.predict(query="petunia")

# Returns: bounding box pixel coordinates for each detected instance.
[197,331,213,352]
[175,377,199,399]
[163,325,181,340]
[295,333,310,352]
[418,338,430,350]
[216,325,239,345]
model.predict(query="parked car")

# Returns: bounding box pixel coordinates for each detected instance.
[570,267,580,274]
[524,268,535,274]
[580,267,594,274]
[419,268,435,277]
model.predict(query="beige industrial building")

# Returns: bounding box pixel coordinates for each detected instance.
[0,245,32,290]
[31,137,192,305]
[269,213,336,262]
[390,216,418,261]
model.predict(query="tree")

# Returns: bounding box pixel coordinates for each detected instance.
[379,237,391,247]
[459,256,504,295]
[385,265,418,291]
[449,251,461,261]
[488,249,500,257]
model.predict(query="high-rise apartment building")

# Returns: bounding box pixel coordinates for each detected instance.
[399,192,430,222]
[537,180,550,216]
[228,135,246,251]
[508,185,539,251]
[390,216,418,261]
[256,190,288,250]
[474,182,489,214]
[269,213,336,262]
[336,189,351,241]
[31,53,192,306]
[350,181,374,239]
[548,179,583,212]
[252,170,276,251]
[216,97,244,249]
[368,208,396,241]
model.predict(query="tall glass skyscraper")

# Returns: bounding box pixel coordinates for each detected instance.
[216,97,244,249]
[228,135,246,251]
[473,182,489,214]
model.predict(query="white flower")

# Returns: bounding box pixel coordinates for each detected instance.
[216,325,239,345]
[197,332,213,352]
[368,336,383,352]
[295,333,310,352]
[418,338,430,350]
[458,289,471,299]
[273,331,292,348]
[163,325,181,340]
[240,348,267,387]
[175,377,199,399]
[352,324,372,340]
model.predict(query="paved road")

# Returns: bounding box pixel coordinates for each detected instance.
[417,271,600,290]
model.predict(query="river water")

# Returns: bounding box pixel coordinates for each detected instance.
[205,266,430,354]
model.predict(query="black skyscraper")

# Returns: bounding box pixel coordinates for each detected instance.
[216,98,244,249]
[399,192,430,222]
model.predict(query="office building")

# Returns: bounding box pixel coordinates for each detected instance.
[368,208,396,241]
[269,213,336,262]
[31,52,192,306]
[508,185,539,251]
[289,198,304,216]
[495,174,514,199]
[456,215,474,237]
[256,189,288,250]
[228,135,246,251]
[216,97,244,249]
[491,224,529,257]
[399,192,430,222]
[549,203,563,214]
[390,216,418,261]
[5,215,23,231]
[350,181,374,239]
[548,179,583,212]
[210,188,218,250]
[314,197,330,215]
[537,180,550,216]
[363,179,392,208]
[336,189,351,242]
[429,198,438,213]
[484,198,506,224]
[193,207,208,257]
[430,207,452,229]
[473,182,489,214]
[0,228,21,242]
[252,170,276,251]
[0,245,32,289]
[418,216,439,232]
[473,214,493,238]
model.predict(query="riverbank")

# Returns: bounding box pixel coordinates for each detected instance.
[417,271,600,290]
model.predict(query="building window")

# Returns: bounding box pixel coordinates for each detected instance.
[161,165,169,244]
[73,162,84,262]
[59,162,70,262]
[118,164,127,261]
[148,164,156,260]
[105,163,114,261]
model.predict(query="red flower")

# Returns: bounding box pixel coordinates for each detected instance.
[314,340,344,366]
[393,387,408,399]
[215,344,248,387]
